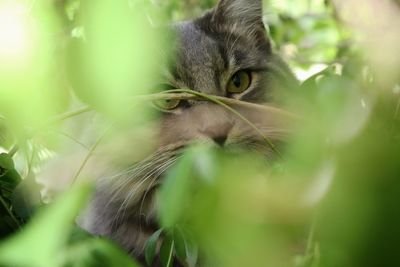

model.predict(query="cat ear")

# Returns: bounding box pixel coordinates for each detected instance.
[212,0,265,30]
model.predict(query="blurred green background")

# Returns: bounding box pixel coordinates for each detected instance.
[0,0,399,267]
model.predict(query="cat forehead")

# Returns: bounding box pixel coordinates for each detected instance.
[174,21,223,64]
[171,20,268,73]
[169,21,226,93]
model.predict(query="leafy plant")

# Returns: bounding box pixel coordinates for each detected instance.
[0,1,399,267]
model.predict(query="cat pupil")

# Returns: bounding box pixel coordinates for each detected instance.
[233,74,241,88]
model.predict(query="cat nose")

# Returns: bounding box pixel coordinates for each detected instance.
[212,135,228,146]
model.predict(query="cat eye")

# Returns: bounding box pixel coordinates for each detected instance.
[227,70,252,94]
[152,83,181,111]
[153,98,181,110]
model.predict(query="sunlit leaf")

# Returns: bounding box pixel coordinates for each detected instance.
[69,0,169,123]
[0,0,69,135]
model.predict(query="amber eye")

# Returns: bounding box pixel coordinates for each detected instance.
[227,70,252,94]
[153,83,180,110]
[153,98,181,110]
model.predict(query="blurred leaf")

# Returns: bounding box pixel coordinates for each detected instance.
[159,148,194,228]
[160,231,174,267]
[0,153,21,202]
[184,234,198,267]
[69,0,167,123]
[0,0,69,135]
[144,228,163,266]
[63,237,139,267]
[0,184,92,267]
[0,153,14,171]
[174,227,198,267]
[173,227,186,261]
[0,153,22,237]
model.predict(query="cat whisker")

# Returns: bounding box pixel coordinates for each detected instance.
[113,156,170,226]
[138,155,181,231]
[104,152,169,211]
[112,147,183,227]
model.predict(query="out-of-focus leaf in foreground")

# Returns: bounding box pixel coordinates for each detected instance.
[158,147,195,229]
[0,184,91,267]
[68,0,171,123]
[0,186,90,267]
[158,146,315,267]
[0,0,69,135]
[0,180,140,267]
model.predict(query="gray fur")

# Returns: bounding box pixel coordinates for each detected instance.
[79,0,297,264]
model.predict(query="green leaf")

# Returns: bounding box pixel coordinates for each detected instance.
[63,238,139,267]
[0,154,21,195]
[0,153,23,236]
[0,184,92,267]
[159,149,194,228]
[173,227,186,261]
[0,153,14,170]
[172,226,198,267]
[145,228,163,266]
[160,231,174,267]
[184,234,198,267]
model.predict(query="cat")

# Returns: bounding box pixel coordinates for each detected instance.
[79,0,298,265]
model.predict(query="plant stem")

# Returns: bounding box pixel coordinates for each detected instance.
[8,145,19,157]
[47,106,93,125]
[70,125,111,185]
[166,89,283,157]
[3,91,299,160]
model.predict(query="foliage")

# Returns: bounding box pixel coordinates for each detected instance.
[0,0,399,267]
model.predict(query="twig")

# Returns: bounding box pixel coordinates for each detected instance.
[3,91,299,159]
[131,92,299,120]
[8,145,19,158]
[305,220,316,255]
[165,89,283,157]
[46,106,93,125]
[70,125,112,185]
[53,130,90,151]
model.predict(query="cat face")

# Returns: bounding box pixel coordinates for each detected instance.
[81,0,297,258]
[157,0,296,149]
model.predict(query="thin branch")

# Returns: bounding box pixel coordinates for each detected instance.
[8,145,19,158]
[54,131,90,151]
[70,125,112,185]
[165,89,284,157]
[46,106,93,126]
[3,91,299,159]
[26,143,37,177]
[133,92,299,119]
